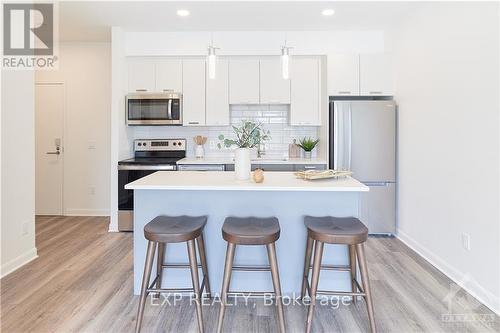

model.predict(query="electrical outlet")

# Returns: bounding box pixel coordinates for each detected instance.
[89,186,96,195]
[461,233,471,251]
[209,140,217,150]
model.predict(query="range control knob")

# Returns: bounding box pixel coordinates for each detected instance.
[178,142,182,146]
[173,142,177,146]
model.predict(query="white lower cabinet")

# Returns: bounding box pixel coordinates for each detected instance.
[206,59,230,126]
[290,57,321,126]
[182,59,206,126]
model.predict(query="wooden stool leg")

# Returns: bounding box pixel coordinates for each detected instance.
[348,244,357,304]
[187,239,204,333]
[156,243,165,293]
[267,242,286,333]
[300,236,314,299]
[305,241,324,333]
[135,241,156,333]
[356,243,376,333]
[216,243,236,333]
[197,233,212,298]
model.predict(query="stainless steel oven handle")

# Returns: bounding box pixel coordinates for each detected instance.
[168,99,173,120]
[118,165,176,171]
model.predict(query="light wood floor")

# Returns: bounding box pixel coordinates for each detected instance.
[1,216,498,333]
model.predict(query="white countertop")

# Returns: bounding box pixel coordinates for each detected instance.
[176,157,328,165]
[125,171,368,192]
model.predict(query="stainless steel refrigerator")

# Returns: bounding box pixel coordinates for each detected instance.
[330,100,396,234]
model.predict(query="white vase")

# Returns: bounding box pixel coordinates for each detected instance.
[234,148,251,180]
[195,145,204,158]
[304,151,312,159]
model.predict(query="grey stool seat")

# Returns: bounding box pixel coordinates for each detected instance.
[302,216,376,333]
[136,215,211,333]
[217,217,286,333]
[222,216,280,245]
[304,216,368,244]
[144,215,207,243]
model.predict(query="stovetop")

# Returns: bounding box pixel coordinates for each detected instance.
[118,157,181,165]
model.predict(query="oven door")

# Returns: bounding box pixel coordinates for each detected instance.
[126,94,182,125]
[118,168,157,231]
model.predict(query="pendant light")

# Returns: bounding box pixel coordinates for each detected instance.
[281,33,292,80]
[207,33,218,80]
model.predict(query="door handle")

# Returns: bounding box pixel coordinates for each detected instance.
[47,146,61,155]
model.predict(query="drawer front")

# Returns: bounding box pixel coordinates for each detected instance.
[252,164,295,172]
[294,164,327,171]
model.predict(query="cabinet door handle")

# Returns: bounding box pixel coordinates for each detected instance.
[135,89,147,92]
[304,166,316,169]
[188,121,200,125]
[369,91,383,94]
[338,91,351,94]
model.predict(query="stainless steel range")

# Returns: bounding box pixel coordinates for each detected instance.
[117,139,186,231]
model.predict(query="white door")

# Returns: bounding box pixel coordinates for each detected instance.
[359,54,395,96]
[156,59,183,92]
[35,84,64,215]
[327,54,360,96]
[259,58,290,104]
[182,59,206,126]
[206,58,230,126]
[290,57,321,126]
[128,58,155,92]
[229,59,260,104]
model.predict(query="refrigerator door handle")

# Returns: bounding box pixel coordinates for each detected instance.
[347,103,352,171]
[333,102,338,170]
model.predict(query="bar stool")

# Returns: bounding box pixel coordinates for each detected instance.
[135,215,211,333]
[217,217,286,333]
[301,216,376,333]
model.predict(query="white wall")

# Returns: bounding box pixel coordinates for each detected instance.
[392,2,499,313]
[1,70,38,277]
[36,43,111,216]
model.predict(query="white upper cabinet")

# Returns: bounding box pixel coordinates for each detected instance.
[259,58,290,104]
[327,54,360,96]
[206,59,230,126]
[156,59,183,92]
[290,57,321,126]
[229,59,260,104]
[128,59,155,92]
[359,54,394,96]
[182,59,206,126]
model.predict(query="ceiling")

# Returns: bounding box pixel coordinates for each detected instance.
[59,1,421,41]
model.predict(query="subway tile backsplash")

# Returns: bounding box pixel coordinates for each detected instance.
[132,104,320,158]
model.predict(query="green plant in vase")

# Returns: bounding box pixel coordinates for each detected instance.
[218,121,270,180]
[297,137,319,159]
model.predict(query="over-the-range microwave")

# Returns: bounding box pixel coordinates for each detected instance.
[126,92,182,125]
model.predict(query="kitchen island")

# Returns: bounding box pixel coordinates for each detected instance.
[126,171,368,295]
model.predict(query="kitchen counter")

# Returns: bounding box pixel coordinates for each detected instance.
[128,171,368,296]
[125,171,367,192]
[176,157,328,165]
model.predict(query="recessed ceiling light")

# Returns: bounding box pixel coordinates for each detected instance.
[177,9,190,17]
[322,9,335,16]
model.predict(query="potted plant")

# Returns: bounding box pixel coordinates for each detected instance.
[297,137,319,159]
[218,121,270,180]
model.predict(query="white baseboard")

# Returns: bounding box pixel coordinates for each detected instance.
[64,208,110,216]
[1,247,38,278]
[397,230,500,315]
